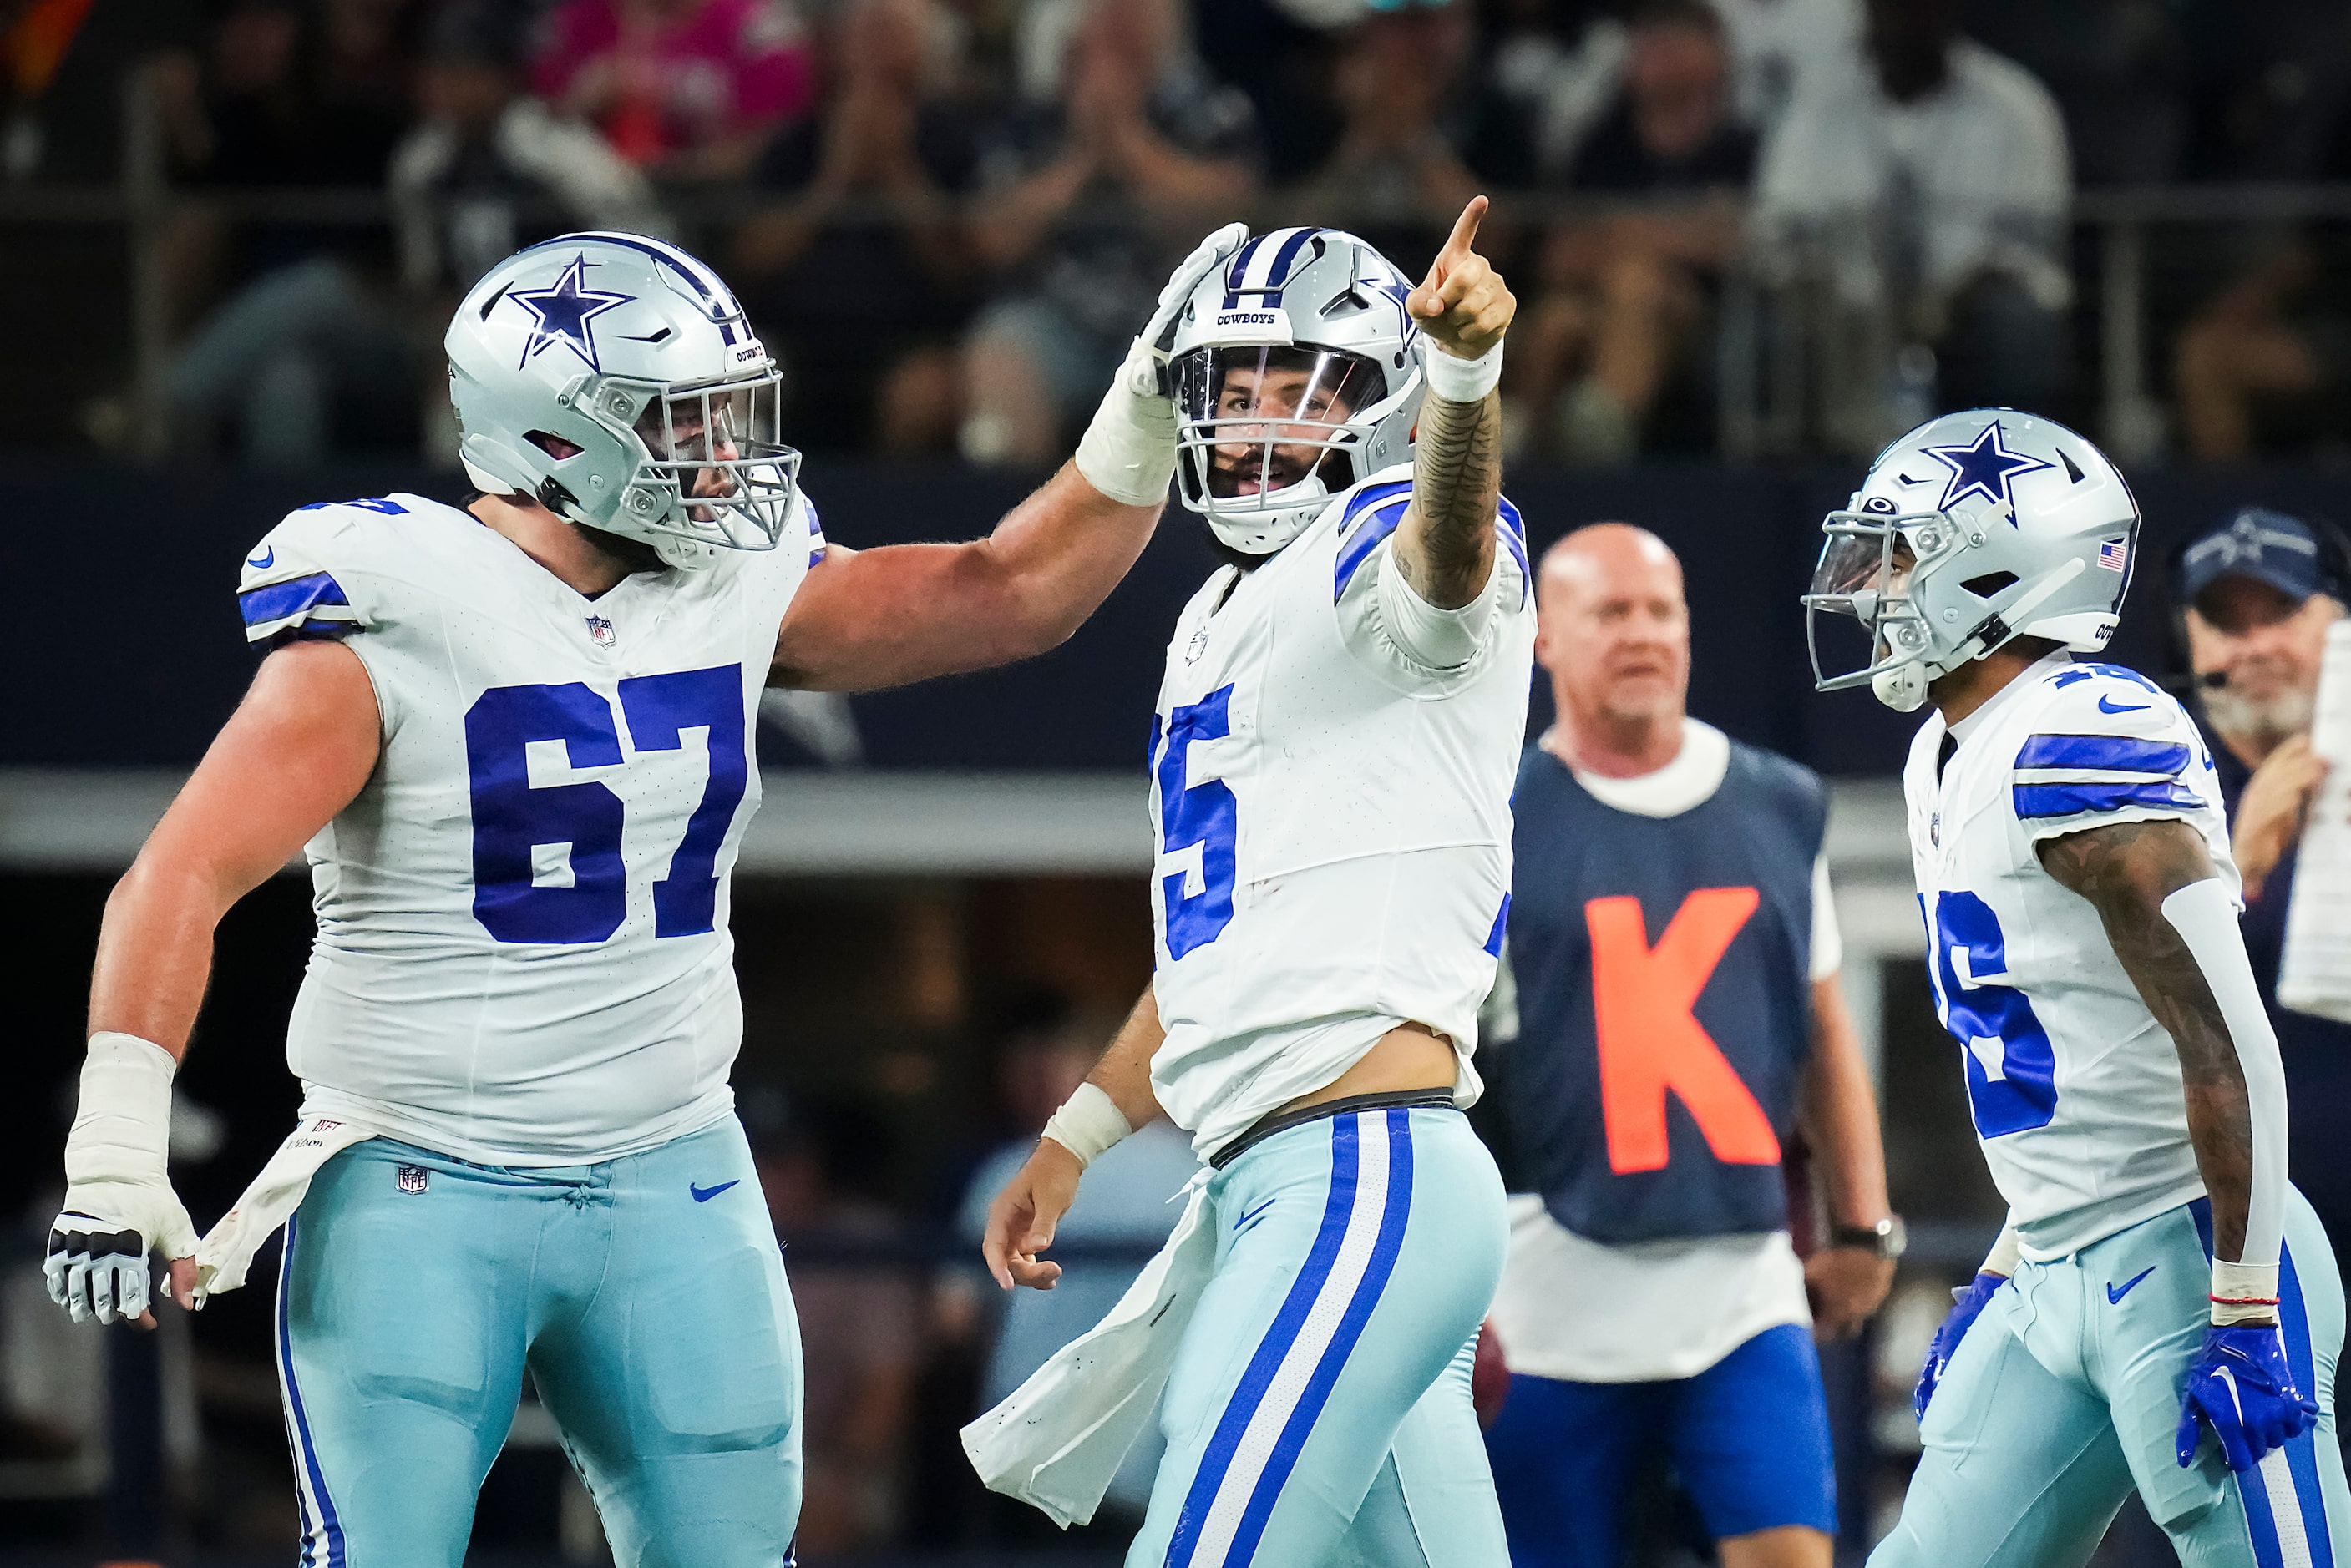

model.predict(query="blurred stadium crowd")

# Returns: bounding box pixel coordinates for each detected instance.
[7,0,2351,468]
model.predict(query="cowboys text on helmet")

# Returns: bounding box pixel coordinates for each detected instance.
[1165,226,1430,556]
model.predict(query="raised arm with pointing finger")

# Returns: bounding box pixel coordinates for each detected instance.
[968,205,1539,1564]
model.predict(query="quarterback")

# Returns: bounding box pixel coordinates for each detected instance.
[983,200,1528,1566]
[40,228,1226,1564]
[1806,409,2346,1565]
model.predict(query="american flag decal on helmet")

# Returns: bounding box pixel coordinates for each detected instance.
[2097,539,2128,573]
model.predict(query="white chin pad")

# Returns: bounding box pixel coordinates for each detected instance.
[1873,664,1929,712]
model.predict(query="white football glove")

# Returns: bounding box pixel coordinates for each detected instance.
[44,1034,199,1326]
[1076,221,1251,507]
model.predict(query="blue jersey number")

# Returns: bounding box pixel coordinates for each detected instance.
[1153,685,1239,959]
[464,665,748,945]
[1923,891,2059,1137]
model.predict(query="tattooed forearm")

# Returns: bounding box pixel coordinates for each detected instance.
[2038,818,2253,1260]
[1393,387,1502,609]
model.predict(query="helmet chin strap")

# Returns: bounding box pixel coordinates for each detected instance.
[1868,556,2090,714]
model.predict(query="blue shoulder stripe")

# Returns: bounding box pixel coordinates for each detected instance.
[1333,483,1414,599]
[2015,734,2189,776]
[239,572,349,627]
[2014,780,2204,819]
[1340,479,1415,532]
[1497,495,1530,606]
[1333,502,1408,598]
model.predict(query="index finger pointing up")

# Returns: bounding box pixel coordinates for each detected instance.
[1437,195,1489,265]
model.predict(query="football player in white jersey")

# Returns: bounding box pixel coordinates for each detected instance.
[38,227,1246,1565]
[1805,408,2348,1565]
[980,201,1530,1566]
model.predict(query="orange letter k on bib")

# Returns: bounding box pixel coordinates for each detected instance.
[1585,887,1781,1175]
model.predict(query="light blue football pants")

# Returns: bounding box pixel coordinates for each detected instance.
[275,1118,802,1567]
[1872,1189,2347,1568]
[1128,1104,1512,1568]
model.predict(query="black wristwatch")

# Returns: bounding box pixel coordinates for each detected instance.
[1828,1216,1908,1260]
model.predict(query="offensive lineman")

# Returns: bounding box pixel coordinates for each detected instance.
[41,228,1235,1564]
[1805,408,2347,1564]
[983,200,1528,1566]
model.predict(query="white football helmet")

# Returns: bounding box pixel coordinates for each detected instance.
[446,232,798,569]
[1166,226,1426,555]
[1805,409,2141,712]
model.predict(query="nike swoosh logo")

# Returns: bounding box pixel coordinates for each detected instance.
[1234,1197,1277,1233]
[2097,695,2149,714]
[246,546,275,569]
[2107,1264,2157,1303]
[690,1180,741,1203]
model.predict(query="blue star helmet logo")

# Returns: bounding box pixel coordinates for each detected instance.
[1919,421,2054,518]
[509,254,633,373]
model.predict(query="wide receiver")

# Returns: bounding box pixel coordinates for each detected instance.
[984,200,1528,1565]
[1806,408,2346,1564]
[40,227,1235,1563]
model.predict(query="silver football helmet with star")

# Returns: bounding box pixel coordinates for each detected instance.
[1805,409,2141,712]
[446,232,798,569]
[1165,226,1427,555]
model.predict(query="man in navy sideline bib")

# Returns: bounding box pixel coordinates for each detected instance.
[1480,524,1900,1568]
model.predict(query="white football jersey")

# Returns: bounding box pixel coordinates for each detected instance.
[1147,464,1538,1159]
[1904,651,2237,1260]
[236,490,822,1164]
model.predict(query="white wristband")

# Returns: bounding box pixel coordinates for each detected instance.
[1421,339,1504,405]
[2212,1258,2283,1324]
[1041,1081,1132,1169]
[1073,340,1178,508]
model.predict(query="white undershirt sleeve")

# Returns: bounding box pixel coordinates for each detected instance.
[2161,878,2288,1272]
[1361,540,1503,671]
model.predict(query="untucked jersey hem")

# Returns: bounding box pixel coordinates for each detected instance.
[2016,1176,2209,1263]
[296,1082,737,1167]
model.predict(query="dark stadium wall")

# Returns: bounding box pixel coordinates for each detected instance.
[5,459,2343,776]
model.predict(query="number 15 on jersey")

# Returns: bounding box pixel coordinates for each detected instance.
[1153,685,1239,959]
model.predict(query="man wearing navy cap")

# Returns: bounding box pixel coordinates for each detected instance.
[2174,505,2351,1263]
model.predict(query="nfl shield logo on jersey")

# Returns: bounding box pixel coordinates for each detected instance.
[585,615,617,648]
[397,1165,428,1195]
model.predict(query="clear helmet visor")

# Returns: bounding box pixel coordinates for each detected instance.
[617,369,799,551]
[1804,516,1929,690]
[1171,345,1387,514]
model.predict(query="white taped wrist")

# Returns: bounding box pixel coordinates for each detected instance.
[1041,1081,1132,1169]
[68,1033,178,1186]
[1074,341,1178,508]
[1422,339,1504,404]
[2212,1259,2283,1323]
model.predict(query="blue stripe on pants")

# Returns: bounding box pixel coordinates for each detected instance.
[1223,1110,1416,1565]
[2279,1245,2337,1566]
[276,1216,346,1568]
[1165,1116,1364,1565]
[2188,1198,2333,1565]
